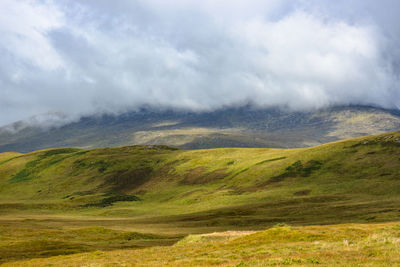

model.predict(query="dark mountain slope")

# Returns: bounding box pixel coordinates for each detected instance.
[1,105,400,153]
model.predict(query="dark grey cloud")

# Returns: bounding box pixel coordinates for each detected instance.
[0,0,399,126]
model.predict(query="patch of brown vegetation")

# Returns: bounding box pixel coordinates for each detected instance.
[200,230,256,237]
[101,167,153,193]
[293,189,312,196]
[180,167,229,185]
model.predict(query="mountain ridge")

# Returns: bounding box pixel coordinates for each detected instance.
[1,105,400,153]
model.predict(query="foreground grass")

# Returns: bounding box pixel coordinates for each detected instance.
[0,221,179,264]
[3,222,400,266]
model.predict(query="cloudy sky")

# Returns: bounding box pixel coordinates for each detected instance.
[0,0,399,126]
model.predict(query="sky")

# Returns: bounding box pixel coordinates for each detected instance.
[0,0,399,126]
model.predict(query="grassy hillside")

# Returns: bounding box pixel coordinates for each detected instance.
[1,131,400,218]
[0,131,400,264]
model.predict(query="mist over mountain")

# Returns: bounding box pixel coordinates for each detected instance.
[1,105,399,153]
[0,0,400,127]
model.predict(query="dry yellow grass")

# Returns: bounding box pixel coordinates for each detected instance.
[4,222,400,266]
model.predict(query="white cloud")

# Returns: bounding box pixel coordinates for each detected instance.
[231,12,393,109]
[0,0,399,126]
[0,0,65,70]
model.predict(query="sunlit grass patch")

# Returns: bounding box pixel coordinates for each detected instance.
[5,222,400,266]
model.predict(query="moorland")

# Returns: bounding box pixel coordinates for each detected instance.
[1,131,400,265]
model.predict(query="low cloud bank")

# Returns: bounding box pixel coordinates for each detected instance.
[0,0,399,126]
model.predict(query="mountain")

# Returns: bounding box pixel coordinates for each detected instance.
[1,105,400,153]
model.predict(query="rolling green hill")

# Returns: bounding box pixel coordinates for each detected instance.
[0,130,399,223]
[1,131,400,264]
[1,131,400,221]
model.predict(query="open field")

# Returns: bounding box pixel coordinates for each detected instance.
[0,131,400,265]
[4,222,400,266]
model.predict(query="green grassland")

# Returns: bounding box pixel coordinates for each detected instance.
[0,131,400,265]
